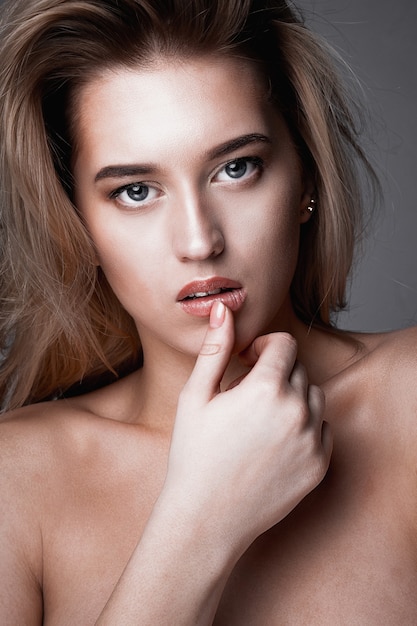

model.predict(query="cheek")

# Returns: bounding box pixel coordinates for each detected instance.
[89,219,173,325]
[86,220,146,296]
[92,229,129,273]
[244,190,303,297]
[232,185,302,261]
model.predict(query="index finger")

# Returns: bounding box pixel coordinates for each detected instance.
[180,302,235,407]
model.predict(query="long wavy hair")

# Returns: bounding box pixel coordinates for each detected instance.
[0,0,377,411]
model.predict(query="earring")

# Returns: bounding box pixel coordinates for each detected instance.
[306,197,316,213]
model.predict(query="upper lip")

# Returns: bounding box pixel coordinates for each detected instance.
[177,277,243,301]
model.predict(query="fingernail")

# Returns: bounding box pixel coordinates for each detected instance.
[209,301,226,328]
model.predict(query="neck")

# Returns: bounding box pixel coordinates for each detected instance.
[132,339,251,434]
[128,310,358,433]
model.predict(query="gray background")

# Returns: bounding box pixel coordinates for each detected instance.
[298,0,417,331]
[1,0,415,332]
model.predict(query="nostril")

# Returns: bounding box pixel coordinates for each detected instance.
[175,224,225,262]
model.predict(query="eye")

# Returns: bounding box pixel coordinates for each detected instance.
[214,157,263,183]
[109,182,160,208]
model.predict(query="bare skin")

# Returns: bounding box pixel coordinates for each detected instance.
[216,327,417,625]
[1,319,416,625]
[1,56,416,623]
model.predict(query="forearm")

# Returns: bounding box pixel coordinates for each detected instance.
[95,493,236,625]
[96,314,332,624]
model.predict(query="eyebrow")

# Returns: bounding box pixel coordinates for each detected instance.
[207,133,271,159]
[95,164,156,183]
[94,133,271,183]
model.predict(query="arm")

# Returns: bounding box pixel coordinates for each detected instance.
[0,426,43,626]
[97,495,235,625]
[97,303,332,624]
[0,540,43,626]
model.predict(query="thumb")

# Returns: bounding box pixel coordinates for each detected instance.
[181,301,235,406]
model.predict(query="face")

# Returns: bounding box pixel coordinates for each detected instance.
[73,55,312,359]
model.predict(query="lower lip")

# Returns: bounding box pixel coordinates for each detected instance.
[179,289,247,317]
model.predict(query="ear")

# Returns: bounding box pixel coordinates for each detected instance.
[299,180,316,224]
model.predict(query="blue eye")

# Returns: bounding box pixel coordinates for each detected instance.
[124,184,149,201]
[215,157,263,183]
[225,160,249,179]
[110,182,159,208]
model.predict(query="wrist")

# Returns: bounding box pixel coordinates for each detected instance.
[152,484,241,578]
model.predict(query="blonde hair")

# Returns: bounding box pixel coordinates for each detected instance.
[0,0,378,411]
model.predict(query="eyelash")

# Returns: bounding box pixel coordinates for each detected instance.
[213,156,264,183]
[108,155,265,209]
[109,182,159,207]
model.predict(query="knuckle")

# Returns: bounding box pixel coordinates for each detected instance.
[294,360,306,375]
[288,396,309,425]
[277,332,298,357]
[199,342,222,356]
[278,332,297,348]
[250,377,277,404]
[310,383,324,401]
[274,333,297,369]
[265,332,297,357]
[308,384,325,410]
[291,361,308,385]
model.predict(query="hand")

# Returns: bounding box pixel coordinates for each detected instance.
[163,302,332,558]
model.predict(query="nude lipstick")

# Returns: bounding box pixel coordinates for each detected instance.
[177,277,247,317]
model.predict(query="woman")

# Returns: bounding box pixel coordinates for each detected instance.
[0,0,416,624]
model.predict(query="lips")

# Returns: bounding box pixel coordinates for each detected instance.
[177,277,247,317]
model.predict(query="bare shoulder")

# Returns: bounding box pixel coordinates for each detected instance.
[365,324,417,355]
[355,325,417,383]
[0,399,100,531]
[0,395,131,625]
[0,401,81,506]
[0,402,77,625]
[347,325,417,445]
[0,397,105,473]
[0,375,165,625]
[0,376,147,490]
[322,325,417,455]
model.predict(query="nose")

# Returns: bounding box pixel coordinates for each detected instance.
[172,188,225,262]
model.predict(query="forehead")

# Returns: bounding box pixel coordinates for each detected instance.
[73,55,282,170]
